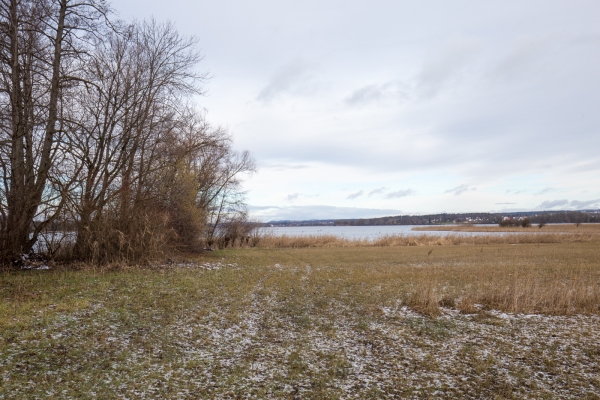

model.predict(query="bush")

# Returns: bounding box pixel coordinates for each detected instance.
[499,217,531,228]
[498,219,513,227]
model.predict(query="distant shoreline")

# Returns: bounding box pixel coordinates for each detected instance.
[264,210,600,227]
[413,223,600,233]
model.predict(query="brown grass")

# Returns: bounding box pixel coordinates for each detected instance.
[229,243,600,316]
[252,231,600,248]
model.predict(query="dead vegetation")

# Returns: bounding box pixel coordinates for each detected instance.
[249,231,600,248]
[1,242,599,398]
[232,243,600,316]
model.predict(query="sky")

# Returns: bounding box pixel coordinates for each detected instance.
[113,0,600,221]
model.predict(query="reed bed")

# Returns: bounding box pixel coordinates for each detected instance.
[253,232,600,248]
[403,258,600,316]
[230,243,600,316]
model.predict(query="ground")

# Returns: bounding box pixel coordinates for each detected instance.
[1,244,599,399]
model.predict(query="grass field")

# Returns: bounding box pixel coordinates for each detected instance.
[1,240,599,398]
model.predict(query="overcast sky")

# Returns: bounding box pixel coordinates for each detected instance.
[114,0,600,221]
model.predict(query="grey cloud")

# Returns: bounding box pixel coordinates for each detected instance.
[570,199,600,209]
[488,35,554,83]
[249,205,402,222]
[112,0,600,216]
[347,190,364,200]
[491,207,533,213]
[285,193,320,202]
[534,199,600,210]
[568,161,600,173]
[241,47,600,178]
[537,199,569,209]
[444,184,473,196]
[571,33,600,46]
[345,82,408,106]
[506,189,525,194]
[246,205,277,211]
[285,193,300,202]
[261,162,309,171]
[368,187,387,196]
[535,187,555,195]
[385,189,415,199]
[256,59,314,103]
[417,37,481,98]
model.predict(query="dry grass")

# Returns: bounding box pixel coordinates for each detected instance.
[413,223,600,233]
[253,231,600,248]
[1,242,599,398]
[234,243,600,316]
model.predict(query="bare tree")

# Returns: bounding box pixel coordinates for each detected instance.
[66,20,216,261]
[0,0,108,258]
[203,149,255,248]
[1,3,255,264]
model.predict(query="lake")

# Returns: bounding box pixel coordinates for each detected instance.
[262,225,504,240]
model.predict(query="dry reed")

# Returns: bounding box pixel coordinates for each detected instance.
[227,242,600,316]
[251,232,600,248]
[388,265,600,317]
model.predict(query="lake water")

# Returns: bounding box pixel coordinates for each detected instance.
[262,225,505,241]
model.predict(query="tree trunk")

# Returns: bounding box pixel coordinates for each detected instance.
[3,0,67,258]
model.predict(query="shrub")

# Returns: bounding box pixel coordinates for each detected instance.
[498,219,512,227]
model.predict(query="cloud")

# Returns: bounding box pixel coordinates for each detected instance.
[444,184,473,196]
[347,190,364,200]
[113,0,600,218]
[495,202,516,205]
[488,34,554,83]
[568,161,600,173]
[345,82,408,106]
[417,37,481,98]
[284,192,320,202]
[537,199,569,209]
[506,189,525,194]
[534,199,600,210]
[385,189,415,199]
[285,193,300,202]
[535,187,555,195]
[368,187,387,196]
[248,205,402,222]
[256,59,314,103]
[261,162,309,171]
[570,199,600,209]
[492,207,532,213]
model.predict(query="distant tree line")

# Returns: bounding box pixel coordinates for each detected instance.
[333,213,497,226]
[524,211,599,224]
[0,0,254,264]
[326,211,600,227]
